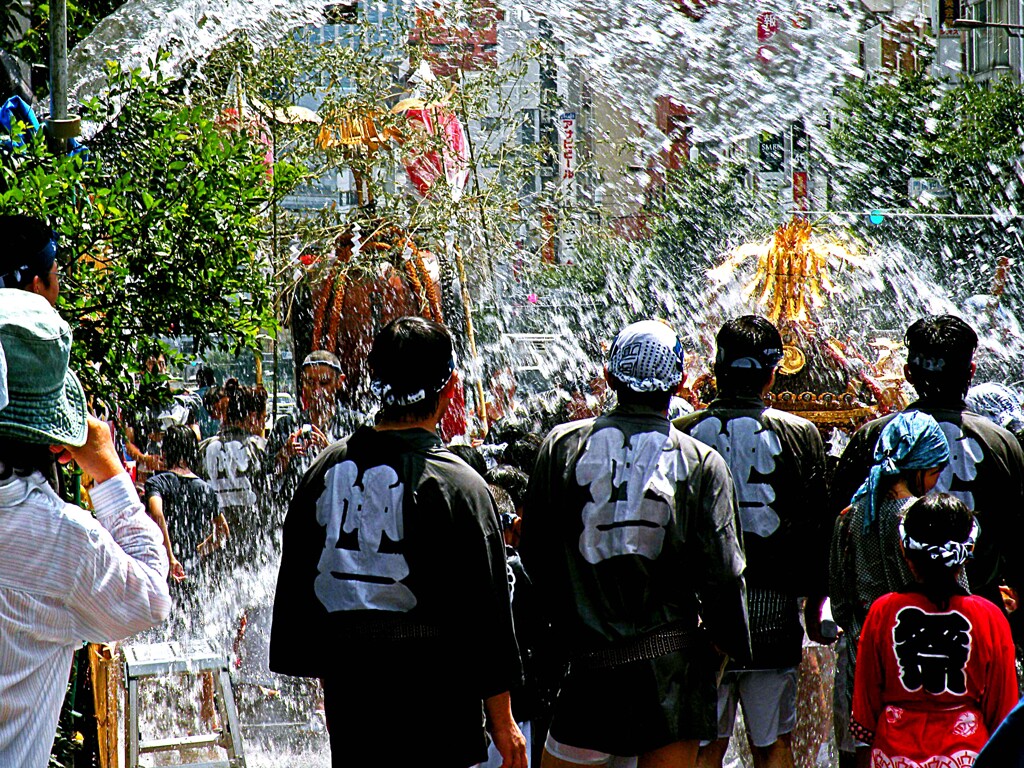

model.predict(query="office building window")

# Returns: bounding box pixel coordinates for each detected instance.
[967,0,1013,73]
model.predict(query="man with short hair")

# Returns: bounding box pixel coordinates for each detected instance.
[0,289,170,766]
[831,315,1024,616]
[269,350,362,491]
[520,320,749,768]
[270,316,526,768]
[0,213,60,306]
[675,316,830,768]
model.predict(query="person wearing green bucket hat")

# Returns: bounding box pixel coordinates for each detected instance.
[0,338,7,414]
[0,287,87,447]
[0,289,171,767]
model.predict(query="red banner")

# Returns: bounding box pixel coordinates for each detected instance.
[793,171,809,211]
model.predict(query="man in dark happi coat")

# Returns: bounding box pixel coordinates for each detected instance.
[675,315,830,768]
[831,315,1024,622]
[270,317,526,768]
[520,320,749,768]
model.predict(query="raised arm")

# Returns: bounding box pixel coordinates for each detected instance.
[65,416,171,641]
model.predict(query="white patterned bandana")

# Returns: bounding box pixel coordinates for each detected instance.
[608,321,684,393]
[900,517,981,568]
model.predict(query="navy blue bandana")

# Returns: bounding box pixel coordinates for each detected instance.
[0,235,57,289]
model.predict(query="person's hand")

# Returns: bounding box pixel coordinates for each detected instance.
[804,596,838,646]
[489,718,527,768]
[169,556,186,582]
[1000,584,1019,614]
[484,692,527,768]
[285,431,306,459]
[61,415,124,484]
[307,424,330,451]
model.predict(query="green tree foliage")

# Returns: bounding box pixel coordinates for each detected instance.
[0,60,284,414]
[825,70,941,256]
[650,160,775,271]
[825,72,1024,286]
[1,0,127,86]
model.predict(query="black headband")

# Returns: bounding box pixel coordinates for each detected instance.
[371,357,456,408]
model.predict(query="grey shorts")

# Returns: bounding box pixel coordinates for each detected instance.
[711,668,799,748]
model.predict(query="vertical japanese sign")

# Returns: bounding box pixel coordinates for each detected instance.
[558,111,577,263]
[939,0,961,35]
[791,121,809,212]
[756,10,780,63]
[792,172,809,211]
[559,111,577,197]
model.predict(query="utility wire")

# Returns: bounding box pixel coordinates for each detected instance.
[790,210,1020,220]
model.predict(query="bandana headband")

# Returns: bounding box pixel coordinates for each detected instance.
[850,411,950,532]
[716,345,783,369]
[908,353,947,372]
[899,516,981,568]
[302,358,343,374]
[607,321,685,393]
[372,356,455,408]
[0,235,57,289]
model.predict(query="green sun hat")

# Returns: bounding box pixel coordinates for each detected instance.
[0,289,87,446]
[0,339,7,412]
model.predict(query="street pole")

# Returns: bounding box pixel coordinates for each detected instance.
[47,0,80,152]
[49,0,67,121]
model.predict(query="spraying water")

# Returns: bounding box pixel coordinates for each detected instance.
[58,1,1024,766]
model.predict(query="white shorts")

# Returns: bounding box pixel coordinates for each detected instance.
[544,732,639,767]
[710,668,799,748]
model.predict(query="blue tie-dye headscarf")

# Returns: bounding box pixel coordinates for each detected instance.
[851,411,950,531]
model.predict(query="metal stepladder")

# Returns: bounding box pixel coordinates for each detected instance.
[123,640,246,768]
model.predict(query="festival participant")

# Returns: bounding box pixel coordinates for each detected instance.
[830,411,950,768]
[192,366,222,440]
[975,698,1024,767]
[966,380,1024,448]
[0,213,60,306]
[199,379,268,564]
[520,319,749,768]
[831,316,1024,618]
[269,317,526,768]
[676,316,830,768]
[268,350,362,496]
[448,442,489,477]
[145,425,226,586]
[503,431,543,475]
[851,494,1017,767]
[0,290,170,766]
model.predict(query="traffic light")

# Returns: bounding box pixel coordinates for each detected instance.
[869,209,885,225]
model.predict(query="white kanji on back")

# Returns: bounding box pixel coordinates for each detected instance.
[204,439,257,508]
[690,415,782,538]
[936,422,983,511]
[314,461,416,612]
[576,427,687,564]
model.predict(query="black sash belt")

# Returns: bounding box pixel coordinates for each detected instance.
[572,626,695,671]
[342,620,442,641]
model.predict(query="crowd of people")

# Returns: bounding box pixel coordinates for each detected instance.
[2,212,1024,768]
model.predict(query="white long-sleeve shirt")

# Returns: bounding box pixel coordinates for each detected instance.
[0,469,170,767]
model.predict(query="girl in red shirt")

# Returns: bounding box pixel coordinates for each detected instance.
[851,493,1018,767]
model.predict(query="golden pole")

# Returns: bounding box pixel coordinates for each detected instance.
[454,243,488,436]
